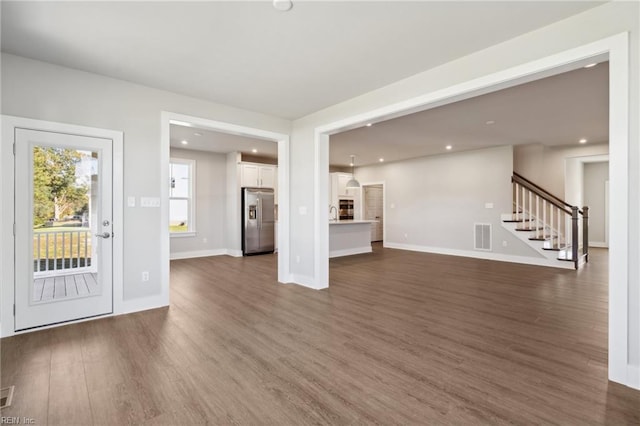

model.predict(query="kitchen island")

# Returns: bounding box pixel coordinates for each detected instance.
[329,220,377,258]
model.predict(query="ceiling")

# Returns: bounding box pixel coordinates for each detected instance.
[330,62,609,167]
[1,1,604,120]
[170,124,277,156]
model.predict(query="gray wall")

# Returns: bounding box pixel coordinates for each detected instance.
[584,162,609,245]
[356,146,539,257]
[1,53,290,300]
[169,148,227,257]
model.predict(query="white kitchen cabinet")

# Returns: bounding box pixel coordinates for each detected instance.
[241,163,276,188]
[260,165,276,189]
[331,172,357,198]
[240,162,278,204]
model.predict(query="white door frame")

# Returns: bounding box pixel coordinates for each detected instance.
[1,115,124,337]
[359,181,386,243]
[160,112,291,288]
[313,33,633,388]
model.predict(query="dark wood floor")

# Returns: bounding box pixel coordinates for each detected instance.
[2,246,639,424]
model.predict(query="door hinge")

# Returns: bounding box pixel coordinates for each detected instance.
[13,143,16,156]
[13,223,16,236]
[13,304,15,316]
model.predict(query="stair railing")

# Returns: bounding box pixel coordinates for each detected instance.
[512,172,589,270]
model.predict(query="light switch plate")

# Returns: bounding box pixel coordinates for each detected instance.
[298,206,307,215]
[140,197,160,208]
[127,196,136,207]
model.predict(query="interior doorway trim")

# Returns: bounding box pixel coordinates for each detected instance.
[313,33,633,388]
[160,112,291,293]
[1,115,124,337]
[359,181,386,244]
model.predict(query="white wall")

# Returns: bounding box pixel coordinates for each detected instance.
[1,0,638,386]
[289,2,638,376]
[584,162,609,245]
[1,53,290,303]
[355,146,540,258]
[514,143,609,199]
[169,148,227,258]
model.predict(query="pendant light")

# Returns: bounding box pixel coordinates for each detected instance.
[346,155,360,189]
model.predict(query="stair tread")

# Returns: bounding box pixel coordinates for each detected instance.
[543,247,570,251]
[515,227,544,231]
[529,235,558,241]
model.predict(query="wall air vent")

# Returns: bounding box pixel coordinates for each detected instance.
[474,223,492,251]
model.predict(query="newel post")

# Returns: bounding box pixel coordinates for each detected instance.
[582,206,589,263]
[571,206,579,270]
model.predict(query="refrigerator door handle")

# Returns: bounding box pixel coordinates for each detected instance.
[258,197,262,229]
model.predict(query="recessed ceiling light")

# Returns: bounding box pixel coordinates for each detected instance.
[446,145,452,150]
[485,120,495,125]
[379,158,384,162]
[349,162,354,167]
[579,138,588,144]
[273,0,293,11]
[584,63,598,68]
[193,132,202,137]
[181,140,188,145]
[366,123,373,127]
[252,148,258,153]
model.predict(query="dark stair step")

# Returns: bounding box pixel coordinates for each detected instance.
[529,235,557,241]
[543,244,571,252]
[514,227,544,232]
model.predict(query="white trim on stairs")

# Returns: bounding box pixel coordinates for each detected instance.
[384,242,575,270]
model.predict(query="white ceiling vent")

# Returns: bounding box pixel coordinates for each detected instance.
[474,223,492,251]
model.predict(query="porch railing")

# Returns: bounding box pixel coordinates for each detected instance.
[33,229,92,275]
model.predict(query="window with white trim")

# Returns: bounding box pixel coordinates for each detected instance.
[169,158,195,235]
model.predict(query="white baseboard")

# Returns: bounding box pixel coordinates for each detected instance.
[170,249,228,260]
[288,273,328,290]
[226,249,243,257]
[384,242,575,270]
[170,248,243,260]
[589,241,609,248]
[626,364,640,390]
[329,246,372,258]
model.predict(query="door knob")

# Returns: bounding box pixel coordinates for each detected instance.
[95,232,111,239]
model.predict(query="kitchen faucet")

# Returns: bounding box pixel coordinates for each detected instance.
[329,205,338,221]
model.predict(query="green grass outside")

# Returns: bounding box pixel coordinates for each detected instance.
[32,227,92,260]
[170,224,188,232]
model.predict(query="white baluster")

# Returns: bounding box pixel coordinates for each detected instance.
[515,183,519,219]
[536,195,540,238]
[542,199,547,241]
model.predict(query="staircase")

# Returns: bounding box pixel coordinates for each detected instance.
[501,172,589,270]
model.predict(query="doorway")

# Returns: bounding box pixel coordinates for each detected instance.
[14,129,114,330]
[161,112,290,285]
[362,184,384,243]
[313,34,631,387]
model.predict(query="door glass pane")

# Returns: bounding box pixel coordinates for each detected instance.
[32,147,99,303]
[169,199,189,232]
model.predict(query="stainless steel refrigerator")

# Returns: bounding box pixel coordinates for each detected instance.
[242,187,275,255]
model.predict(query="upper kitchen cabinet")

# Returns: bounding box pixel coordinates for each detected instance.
[331,172,357,198]
[241,162,275,188]
[240,161,278,203]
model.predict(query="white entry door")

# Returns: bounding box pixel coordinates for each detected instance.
[14,129,113,330]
